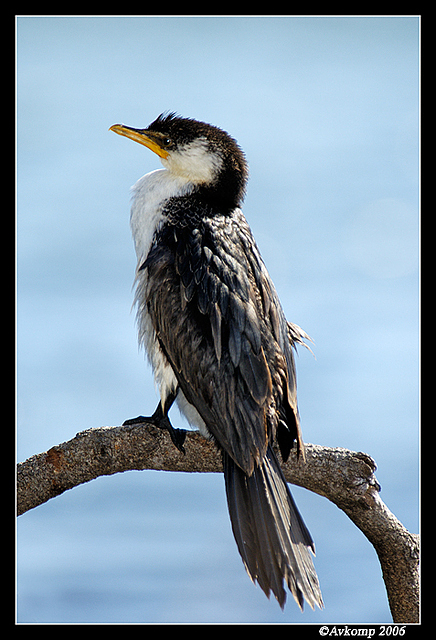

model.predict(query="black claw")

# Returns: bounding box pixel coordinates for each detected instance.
[123,404,186,455]
[160,417,186,454]
[123,415,151,426]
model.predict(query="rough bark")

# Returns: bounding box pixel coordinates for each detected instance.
[16,422,419,623]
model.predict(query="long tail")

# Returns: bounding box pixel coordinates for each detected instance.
[223,446,323,610]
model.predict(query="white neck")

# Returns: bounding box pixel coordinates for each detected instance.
[130,168,195,264]
[161,137,223,184]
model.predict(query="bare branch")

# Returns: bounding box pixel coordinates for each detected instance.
[280,444,420,624]
[16,423,419,623]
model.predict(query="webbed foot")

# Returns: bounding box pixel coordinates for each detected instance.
[123,402,186,454]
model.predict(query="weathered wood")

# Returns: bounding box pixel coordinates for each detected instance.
[16,423,419,623]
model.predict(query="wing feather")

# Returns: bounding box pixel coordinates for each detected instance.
[143,206,302,474]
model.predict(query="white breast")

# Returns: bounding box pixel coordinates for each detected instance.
[130,168,195,264]
[130,167,201,418]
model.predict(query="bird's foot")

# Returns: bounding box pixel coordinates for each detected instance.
[123,409,186,454]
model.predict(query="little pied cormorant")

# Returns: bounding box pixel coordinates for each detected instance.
[109,113,323,610]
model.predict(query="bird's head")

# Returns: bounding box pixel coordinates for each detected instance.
[110,112,248,210]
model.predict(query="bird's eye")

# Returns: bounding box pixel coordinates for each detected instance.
[162,137,171,147]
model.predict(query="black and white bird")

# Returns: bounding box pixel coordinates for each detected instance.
[110,113,323,610]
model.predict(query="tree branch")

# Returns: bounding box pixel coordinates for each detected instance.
[16,423,419,623]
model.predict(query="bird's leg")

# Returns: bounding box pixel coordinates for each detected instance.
[123,390,186,454]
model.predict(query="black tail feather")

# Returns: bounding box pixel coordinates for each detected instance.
[223,446,323,610]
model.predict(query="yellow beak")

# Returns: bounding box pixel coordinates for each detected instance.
[109,124,169,159]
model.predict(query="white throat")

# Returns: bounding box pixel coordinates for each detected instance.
[161,137,223,185]
[129,139,223,264]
